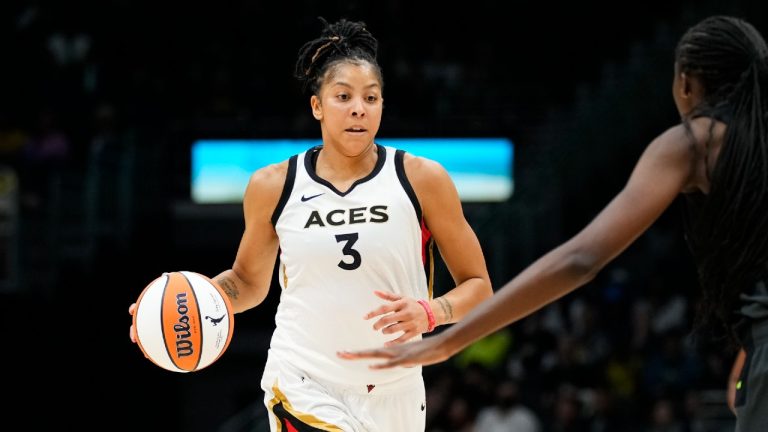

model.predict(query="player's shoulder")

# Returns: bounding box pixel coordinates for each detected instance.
[250,159,291,187]
[401,152,447,179]
[399,151,453,193]
[687,116,727,147]
[245,159,292,201]
[652,118,725,157]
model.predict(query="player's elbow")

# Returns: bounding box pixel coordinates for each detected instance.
[564,250,603,284]
[477,278,494,300]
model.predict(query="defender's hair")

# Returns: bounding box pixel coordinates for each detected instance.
[294,17,382,95]
[678,16,768,344]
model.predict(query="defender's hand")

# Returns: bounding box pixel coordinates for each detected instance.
[338,333,452,369]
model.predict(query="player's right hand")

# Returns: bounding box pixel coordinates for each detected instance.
[364,290,431,346]
[128,303,137,343]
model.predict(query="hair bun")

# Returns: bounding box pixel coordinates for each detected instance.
[294,17,380,94]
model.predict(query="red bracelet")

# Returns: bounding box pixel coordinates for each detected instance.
[417,299,436,333]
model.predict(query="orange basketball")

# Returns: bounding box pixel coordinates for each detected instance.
[133,271,234,372]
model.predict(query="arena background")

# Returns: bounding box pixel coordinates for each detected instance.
[3,1,766,430]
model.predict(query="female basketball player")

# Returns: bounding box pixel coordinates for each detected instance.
[130,17,492,431]
[340,15,768,431]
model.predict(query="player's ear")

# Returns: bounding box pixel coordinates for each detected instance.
[311,95,322,120]
[680,72,703,101]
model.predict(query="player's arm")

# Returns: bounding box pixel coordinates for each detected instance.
[341,124,698,367]
[213,161,287,314]
[406,154,493,326]
[431,124,697,356]
[728,348,746,414]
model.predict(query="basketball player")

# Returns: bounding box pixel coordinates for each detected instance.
[340,15,768,431]
[130,17,492,431]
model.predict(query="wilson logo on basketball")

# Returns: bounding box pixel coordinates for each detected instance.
[174,293,194,358]
[160,272,203,371]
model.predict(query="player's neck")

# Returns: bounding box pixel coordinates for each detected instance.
[316,142,378,181]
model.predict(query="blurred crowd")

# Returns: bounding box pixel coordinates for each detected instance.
[421,264,734,431]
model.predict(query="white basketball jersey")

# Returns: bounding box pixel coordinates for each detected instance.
[270,144,434,388]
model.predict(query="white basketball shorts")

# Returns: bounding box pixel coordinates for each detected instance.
[260,351,426,431]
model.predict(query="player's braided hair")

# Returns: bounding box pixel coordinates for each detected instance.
[678,16,768,345]
[294,17,382,95]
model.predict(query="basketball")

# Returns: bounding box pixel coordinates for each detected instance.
[133,271,234,373]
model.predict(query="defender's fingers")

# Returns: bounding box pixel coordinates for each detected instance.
[337,349,395,360]
[368,357,414,369]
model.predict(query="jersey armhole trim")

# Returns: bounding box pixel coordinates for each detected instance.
[271,155,298,225]
[395,149,422,224]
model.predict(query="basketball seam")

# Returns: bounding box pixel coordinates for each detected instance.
[158,274,180,371]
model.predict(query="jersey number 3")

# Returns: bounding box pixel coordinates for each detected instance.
[335,233,361,270]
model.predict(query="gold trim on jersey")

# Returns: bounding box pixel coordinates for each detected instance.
[282,263,288,289]
[427,239,435,299]
[268,380,343,431]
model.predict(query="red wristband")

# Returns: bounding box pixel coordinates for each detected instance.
[417,299,436,333]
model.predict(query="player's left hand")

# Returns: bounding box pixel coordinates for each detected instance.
[364,290,430,346]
